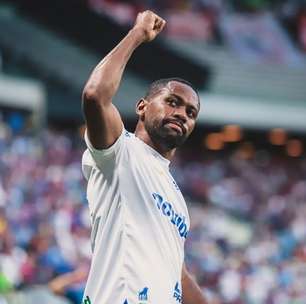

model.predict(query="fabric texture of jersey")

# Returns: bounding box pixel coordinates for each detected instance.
[82,128,190,304]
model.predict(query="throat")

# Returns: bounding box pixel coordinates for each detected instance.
[135,128,176,161]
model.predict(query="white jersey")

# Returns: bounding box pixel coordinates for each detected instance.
[82,127,190,304]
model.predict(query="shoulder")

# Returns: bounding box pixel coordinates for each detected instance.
[82,128,135,172]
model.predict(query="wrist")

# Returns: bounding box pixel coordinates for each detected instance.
[128,27,147,45]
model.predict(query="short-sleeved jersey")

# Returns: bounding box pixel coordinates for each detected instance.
[82,128,190,304]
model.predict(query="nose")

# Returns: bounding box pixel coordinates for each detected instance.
[173,108,187,124]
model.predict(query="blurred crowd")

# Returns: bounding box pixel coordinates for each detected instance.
[176,150,306,303]
[1,116,306,303]
[88,0,306,65]
[0,117,90,303]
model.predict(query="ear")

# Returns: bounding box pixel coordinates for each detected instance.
[136,98,148,121]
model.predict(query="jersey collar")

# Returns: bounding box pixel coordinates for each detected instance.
[135,135,171,168]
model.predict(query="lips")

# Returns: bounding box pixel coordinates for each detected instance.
[164,119,186,134]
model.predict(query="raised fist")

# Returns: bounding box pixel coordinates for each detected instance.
[133,10,166,42]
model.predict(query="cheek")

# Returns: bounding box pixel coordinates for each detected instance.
[145,109,162,129]
[187,121,196,134]
[147,104,165,121]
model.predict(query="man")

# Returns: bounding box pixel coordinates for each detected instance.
[82,10,208,304]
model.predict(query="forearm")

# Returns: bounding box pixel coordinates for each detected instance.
[83,28,144,103]
[48,268,87,295]
[182,265,208,304]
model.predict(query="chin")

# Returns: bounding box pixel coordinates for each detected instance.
[146,124,187,149]
[162,133,186,149]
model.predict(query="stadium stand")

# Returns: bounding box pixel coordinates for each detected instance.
[0,118,306,303]
[0,0,306,303]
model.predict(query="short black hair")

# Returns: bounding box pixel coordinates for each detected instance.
[144,77,200,105]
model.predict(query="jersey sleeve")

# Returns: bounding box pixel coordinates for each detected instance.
[82,126,126,174]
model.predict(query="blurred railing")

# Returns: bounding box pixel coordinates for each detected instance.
[165,39,306,104]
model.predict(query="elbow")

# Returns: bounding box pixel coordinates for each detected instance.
[82,85,100,104]
[82,88,102,119]
[82,82,114,105]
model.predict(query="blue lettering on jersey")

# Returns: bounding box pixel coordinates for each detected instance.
[152,193,188,239]
[138,287,149,301]
[173,282,182,303]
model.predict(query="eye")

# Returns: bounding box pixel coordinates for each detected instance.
[166,97,178,107]
[187,108,196,119]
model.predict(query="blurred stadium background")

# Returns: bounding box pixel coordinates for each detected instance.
[1,0,306,303]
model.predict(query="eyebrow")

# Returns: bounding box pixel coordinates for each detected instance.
[169,93,199,113]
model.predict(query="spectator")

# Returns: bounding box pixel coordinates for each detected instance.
[0,118,306,303]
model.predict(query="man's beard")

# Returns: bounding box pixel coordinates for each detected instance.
[145,118,188,150]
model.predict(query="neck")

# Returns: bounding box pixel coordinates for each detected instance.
[135,126,176,161]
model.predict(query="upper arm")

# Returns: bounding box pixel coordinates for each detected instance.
[82,91,123,150]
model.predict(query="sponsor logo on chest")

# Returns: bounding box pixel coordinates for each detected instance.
[152,192,189,239]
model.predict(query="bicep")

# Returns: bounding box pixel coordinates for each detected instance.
[83,97,123,150]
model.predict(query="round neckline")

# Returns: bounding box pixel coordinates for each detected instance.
[134,134,171,167]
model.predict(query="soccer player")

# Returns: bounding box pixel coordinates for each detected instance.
[82,10,208,304]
